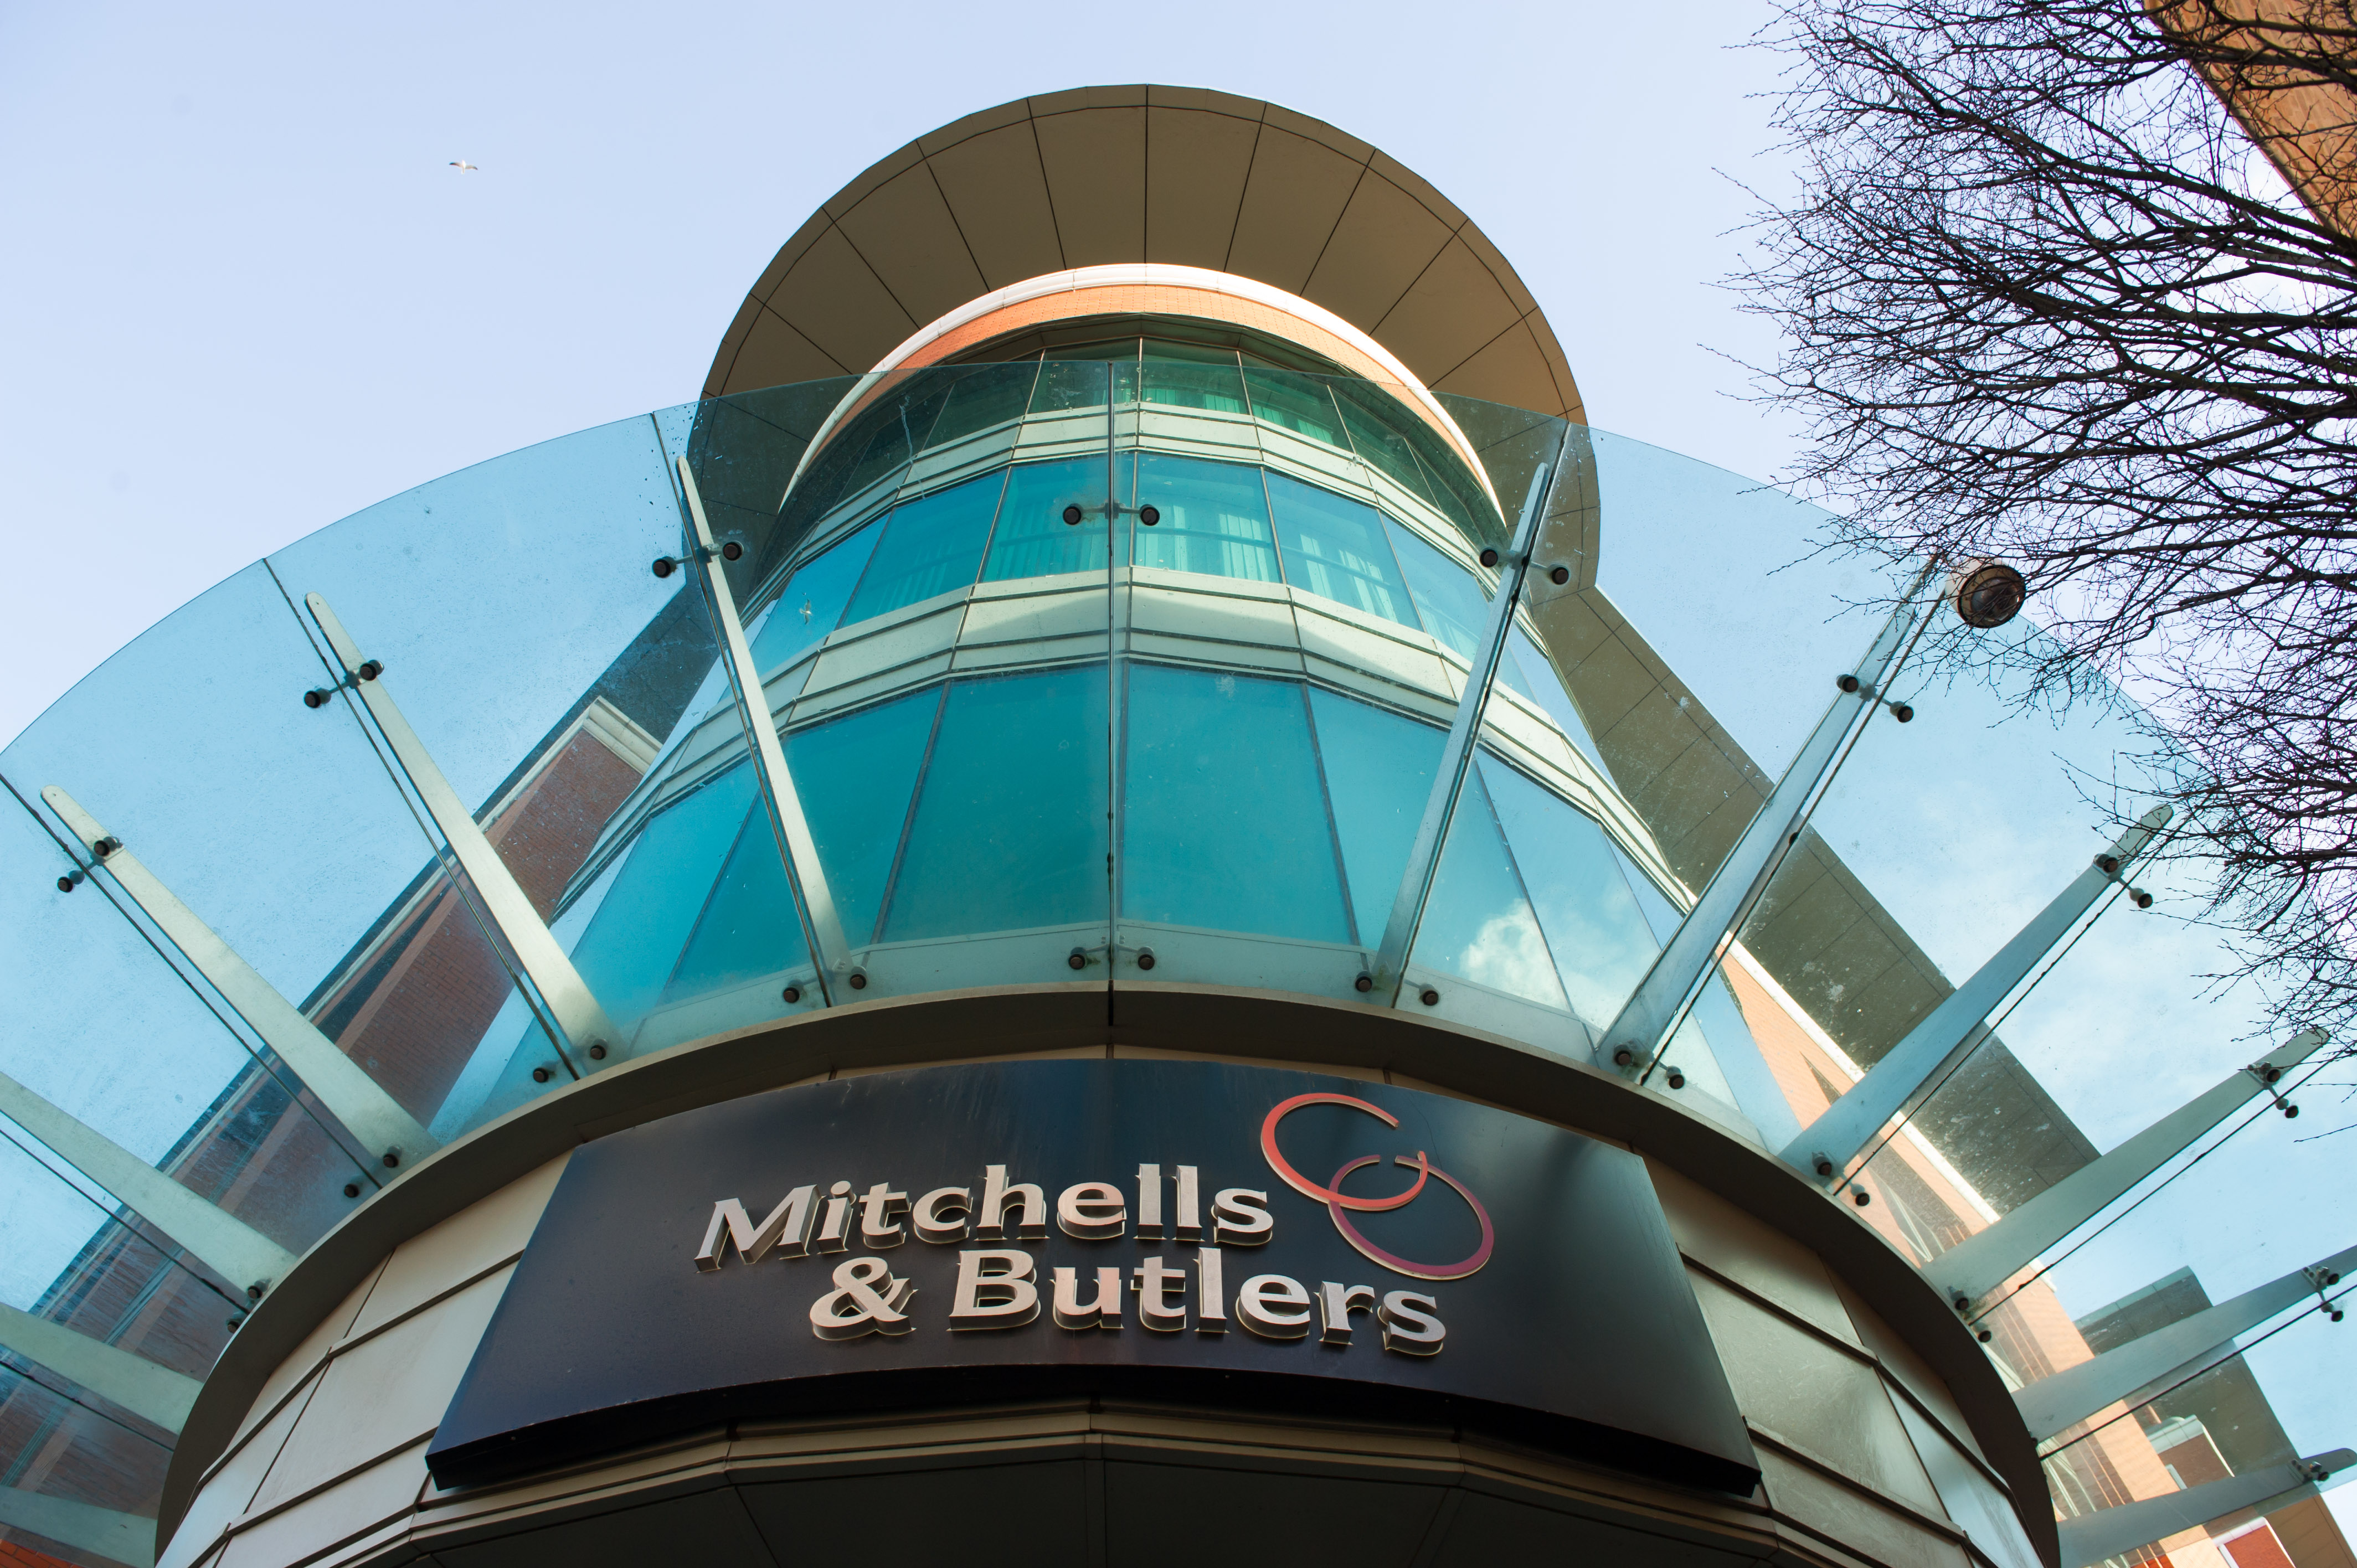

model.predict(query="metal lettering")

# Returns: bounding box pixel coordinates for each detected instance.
[1318,1282,1378,1344]
[1194,1246,1226,1334]
[1135,1163,1164,1240]
[816,1181,853,1252]
[858,1182,909,1249]
[1236,1273,1314,1339]
[913,1185,972,1244]
[1211,1188,1273,1246]
[977,1164,1046,1240]
[1378,1291,1447,1356]
[694,1187,816,1271]
[808,1257,915,1340]
[947,1249,1039,1329]
[1130,1256,1188,1332]
[1057,1180,1128,1240]
[1052,1265,1124,1330]
[1175,1164,1202,1241]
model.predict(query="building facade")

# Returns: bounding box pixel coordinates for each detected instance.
[0,87,2346,1568]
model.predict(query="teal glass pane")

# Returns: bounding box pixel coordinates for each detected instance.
[924,363,1041,451]
[1303,688,1445,945]
[1130,453,1278,584]
[1612,844,1685,944]
[1393,411,1499,544]
[883,666,1109,940]
[1506,628,1607,770]
[1140,343,1247,414]
[1478,754,1658,1027]
[841,470,1007,626]
[1414,771,1571,1009]
[1384,518,1490,659]
[565,765,758,1027]
[1120,665,1352,942]
[1335,389,1439,506]
[1264,470,1416,627]
[666,802,810,999]
[784,687,944,946]
[981,458,1109,582]
[1241,368,1347,449]
[748,522,882,675]
[1030,354,1120,415]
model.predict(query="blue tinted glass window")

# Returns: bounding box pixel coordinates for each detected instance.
[1242,368,1347,449]
[1612,844,1685,944]
[1129,454,1278,584]
[749,522,883,675]
[882,666,1108,940]
[925,363,1041,450]
[1478,755,1658,1026]
[1304,688,1445,945]
[1335,391,1439,507]
[1030,353,1122,415]
[1264,471,1416,627]
[982,458,1110,582]
[563,765,756,1028]
[785,687,944,945]
[1504,629,1604,768]
[666,798,811,1000]
[1121,665,1351,942]
[841,470,1006,626]
[1383,520,1490,660]
[1414,770,1569,1009]
[1140,343,1247,414]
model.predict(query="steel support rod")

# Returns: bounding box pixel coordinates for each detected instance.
[40,787,435,1172]
[0,1487,157,1568]
[1370,428,1570,1004]
[2015,1245,2357,1441]
[2056,1450,2352,1567]
[675,455,852,997]
[1783,804,2173,1184]
[304,593,623,1062]
[0,1064,296,1293]
[0,1303,200,1433]
[1927,1028,2329,1308]
[1596,597,1923,1076]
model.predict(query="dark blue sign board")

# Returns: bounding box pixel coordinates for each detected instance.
[431,1060,1756,1492]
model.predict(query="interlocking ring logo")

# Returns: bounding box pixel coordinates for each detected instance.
[1259,1093,1494,1281]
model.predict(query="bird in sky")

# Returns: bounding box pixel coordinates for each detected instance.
[449,160,478,172]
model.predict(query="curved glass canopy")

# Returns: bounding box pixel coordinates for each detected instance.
[0,362,2346,1568]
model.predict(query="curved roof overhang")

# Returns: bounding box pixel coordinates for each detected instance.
[703,85,1582,422]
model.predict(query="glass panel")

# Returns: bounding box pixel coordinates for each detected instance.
[1334,386,1440,508]
[1504,627,1607,771]
[923,362,1043,451]
[747,521,882,677]
[882,667,1109,942]
[1120,666,1350,943]
[1241,368,1349,450]
[1410,769,1571,1010]
[664,802,811,1003]
[1303,688,1444,947]
[1028,354,1118,417]
[981,458,1108,582]
[1140,343,1247,414]
[1478,755,1657,1027]
[839,468,1005,626]
[1127,454,1279,585]
[1383,517,1490,659]
[783,687,943,948]
[1264,470,1416,626]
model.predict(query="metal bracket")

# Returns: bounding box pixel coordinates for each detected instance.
[1782,803,2173,1185]
[40,786,436,1173]
[674,455,853,1001]
[1368,425,1574,1005]
[1596,588,1928,1078]
[303,594,624,1064]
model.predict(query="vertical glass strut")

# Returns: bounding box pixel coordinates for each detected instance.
[39,785,438,1169]
[1369,425,1571,1005]
[1783,804,2173,1184]
[1594,586,1927,1078]
[302,593,627,1062]
[675,454,854,1000]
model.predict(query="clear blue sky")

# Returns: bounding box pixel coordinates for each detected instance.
[7,0,2353,1535]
